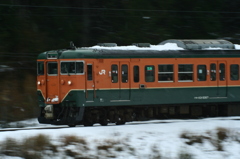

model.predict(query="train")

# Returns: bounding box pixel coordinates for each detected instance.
[37,39,240,127]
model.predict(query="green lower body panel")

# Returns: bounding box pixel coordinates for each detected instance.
[60,86,240,107]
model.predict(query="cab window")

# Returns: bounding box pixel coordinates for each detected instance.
[61,61,84,74]
[37,62,44,75]
[48,62,58,75]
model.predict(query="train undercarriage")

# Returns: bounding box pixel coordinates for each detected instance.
[38,103,240,127]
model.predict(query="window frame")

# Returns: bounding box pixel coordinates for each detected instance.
[133,65,139,83]
[158,64,174,82]
[121,64,128,83]
[60,61,84,75]
[37,61,44,76]
[47,62,58,76]
[145,65,155,82]
[178,64,193,82]
[230,64,239,81]
[111,64,118,83]
[197,65,207,81]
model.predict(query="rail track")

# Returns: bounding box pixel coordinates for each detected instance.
[1,116,240,132]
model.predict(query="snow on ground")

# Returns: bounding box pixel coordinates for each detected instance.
[1,117,240,159]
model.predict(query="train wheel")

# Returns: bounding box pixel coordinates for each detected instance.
[68,124,76,127]
[116,117,125,125]
[83,121,94,127]
[100,119,108,126]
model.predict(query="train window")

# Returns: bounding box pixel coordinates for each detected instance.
[210,64,216,81]
[145,65,155,82]
[178,64,193,82]
[197,65,206,81]
[61,62,75,74]
[111,65,118,83]
[133,66,139,83]
[158,64,173,82]
[230,64,239,80]
[122,64,128,83]
[37,62,44,75]
[219,63,225,81]
[61,61,84,75]
[87,64,92,81]
[48,62,58,75]
[76,62,84,74]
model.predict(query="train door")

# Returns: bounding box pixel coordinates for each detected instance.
[46,61,59,102]
[85,62,95,102]
[111,62,130,101]
[209,61,227,97]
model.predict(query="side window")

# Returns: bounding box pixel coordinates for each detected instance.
[37,62,44,75]
[145,65,155,82]
[111,65,118,83]
[48,62,58,75]
[197,65,206,81]
[122,65,128,83]
[87,64,92,81]
[133,66,139,83]
[219,63,225,81]
[230,64,239,80]
[210,63,216,81]
[158,64,174,82]
[178,64,193,81]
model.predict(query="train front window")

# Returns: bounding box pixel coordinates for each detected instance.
[60,61,84,74]
[76,62,84,74]
[48,62,58,75]
[61,62,75,74]
[37,62,44,75]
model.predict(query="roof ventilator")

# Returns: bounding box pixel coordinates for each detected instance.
[97,43,117,47]
[132,43,151,47]
[159,39,235,50]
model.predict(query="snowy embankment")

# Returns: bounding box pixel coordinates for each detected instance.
[0,117,240,159]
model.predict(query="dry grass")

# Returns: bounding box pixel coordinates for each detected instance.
[180,127,236,151]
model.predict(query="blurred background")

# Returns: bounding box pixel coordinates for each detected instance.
[0,0,240,123]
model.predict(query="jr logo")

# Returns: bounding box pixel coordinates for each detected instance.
[99,69,106,75]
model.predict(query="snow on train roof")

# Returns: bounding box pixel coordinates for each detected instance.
[84,43,240,51]
[86,43,184,51]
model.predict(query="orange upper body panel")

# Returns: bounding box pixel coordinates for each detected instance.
[37,57,240,103]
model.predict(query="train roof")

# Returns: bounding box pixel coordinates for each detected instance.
[37,40,240,60]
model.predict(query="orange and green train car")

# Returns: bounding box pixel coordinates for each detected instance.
[37,39,240,126]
